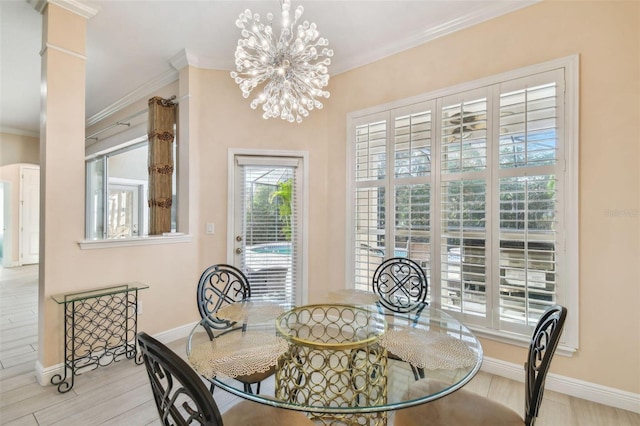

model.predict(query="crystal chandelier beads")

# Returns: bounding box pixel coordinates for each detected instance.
[230,0,333,123]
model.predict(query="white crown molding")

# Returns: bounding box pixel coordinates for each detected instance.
[86,68,179,127]
[331,0,540,75]
[169,49,194,71]
[164,1,539,77]
[0,127,39,138]
[40,42,87,60]
[29,0,100,19]
[169,48,231,71]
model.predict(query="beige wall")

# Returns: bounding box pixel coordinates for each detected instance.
[190,66,330,298]
[325,1,639,394]
[0,132,39,166]
[37,0,638,398]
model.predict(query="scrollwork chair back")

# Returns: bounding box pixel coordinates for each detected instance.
[525,304,567,425]
[197,264,251,330]
[196,264,273,394]
[138,332,224,426]
[394,304,567,426]
[372,257,428,314]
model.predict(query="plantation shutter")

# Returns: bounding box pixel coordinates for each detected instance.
[439,90,490,321]
[353,117,388,291]
[496,70,563,331]
[350,63,570,338]
[393,107,433,290]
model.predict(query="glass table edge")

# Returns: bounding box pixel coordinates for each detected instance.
[190,305,485,414]
[208,346,483,414]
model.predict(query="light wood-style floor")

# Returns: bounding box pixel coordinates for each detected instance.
[1,264,638,425]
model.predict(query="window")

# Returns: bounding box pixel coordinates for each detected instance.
[236,158,302,305]
[85,139,177,240]
[348,57,578,349]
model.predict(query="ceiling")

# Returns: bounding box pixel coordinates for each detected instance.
[0,0,536,136]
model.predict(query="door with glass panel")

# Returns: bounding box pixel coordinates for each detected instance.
[233,156,303,306]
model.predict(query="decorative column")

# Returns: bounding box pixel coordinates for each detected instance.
[147,97,176,235]
[36,0,98,381]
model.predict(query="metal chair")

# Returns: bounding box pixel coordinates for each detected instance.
[372,257,429,380]
[137,332,314,426]
[197,264,251,330]
[394,305,567,426]
[196,264,273,394]
[372,257,428,314]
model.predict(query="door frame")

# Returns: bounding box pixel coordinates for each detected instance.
[19,165,39,265]
[1,181,11,267]
[227,148,309,305]
[108,177,148,237]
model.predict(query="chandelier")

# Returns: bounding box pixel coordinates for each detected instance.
[230,0,333,123]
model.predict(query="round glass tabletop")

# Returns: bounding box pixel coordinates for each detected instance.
[187,303,483,417]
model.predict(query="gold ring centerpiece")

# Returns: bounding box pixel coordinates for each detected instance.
[276,304,388,425]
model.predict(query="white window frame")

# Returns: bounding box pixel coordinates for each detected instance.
[227,149,310,306]
[81,134,189,249]
[346,55,579,353]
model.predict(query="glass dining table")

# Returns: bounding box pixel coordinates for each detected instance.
[186,298,483,426]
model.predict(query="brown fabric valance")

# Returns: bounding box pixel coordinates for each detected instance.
[148,96,176,235]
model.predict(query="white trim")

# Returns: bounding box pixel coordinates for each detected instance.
[471,325,576,358]
[481,356,640,414]
[346,55,579,350]
[33,323,639,415]
[86,69,178,127]
[153,321,198,344]
[168,48,228,71]
[349,55,579,120]
[85,124,147,158]
[169,49,195,71]
[563,54,580,351]
[35,360,57,386]
[34,321,197,386]
[40,43,87,60]
[227,148,310,305]
[331,1,539,75]
[29,0,100,19]
[0,127,39,138]
[1,181,12,267]
[78,234,191,249]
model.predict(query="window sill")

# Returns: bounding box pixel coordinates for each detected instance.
[78,234,192,249]
[470,325,577,358]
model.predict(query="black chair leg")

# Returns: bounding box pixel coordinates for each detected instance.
[410,365,425,381]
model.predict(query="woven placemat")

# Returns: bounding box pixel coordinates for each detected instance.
[379,328,477,370]
[188,331,288,378]
[215,301,285,324]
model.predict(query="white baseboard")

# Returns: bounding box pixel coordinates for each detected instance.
[481,356,640,414]
[35,359,61,387]
[153,321,198,344]
[34,322,198,387]
[33,325,640,415]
